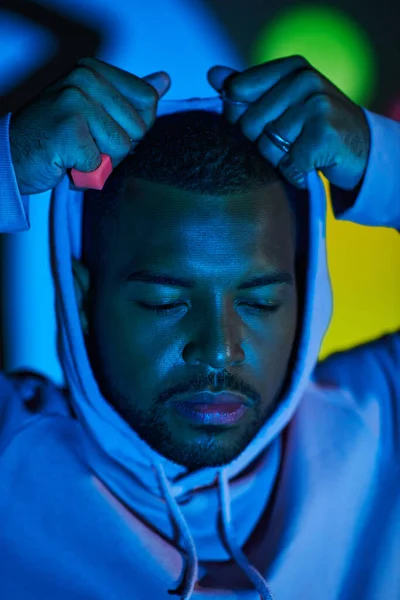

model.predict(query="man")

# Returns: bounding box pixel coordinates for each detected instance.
[1,55,399,599]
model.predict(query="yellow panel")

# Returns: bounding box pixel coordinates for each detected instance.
[319,174,400,360]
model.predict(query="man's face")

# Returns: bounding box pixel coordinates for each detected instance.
[73,178,298,472]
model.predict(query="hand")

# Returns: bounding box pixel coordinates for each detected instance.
[207,55,370,190]
[9,57,171,195]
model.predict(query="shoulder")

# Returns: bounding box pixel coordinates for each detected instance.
[0,369,72,452]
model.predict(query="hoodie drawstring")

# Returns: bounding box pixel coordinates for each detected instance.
[153,463,198,599]
[218,468,275,600]
[152,462,274,600]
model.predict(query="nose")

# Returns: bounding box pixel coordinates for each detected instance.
[183,310,245,369]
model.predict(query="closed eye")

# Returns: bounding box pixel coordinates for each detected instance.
[136,301,280,315]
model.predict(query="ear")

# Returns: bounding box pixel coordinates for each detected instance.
[72,257,91,335]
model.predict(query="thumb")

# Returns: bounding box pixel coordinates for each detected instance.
[207,65,239,92]
[142,71,171,98]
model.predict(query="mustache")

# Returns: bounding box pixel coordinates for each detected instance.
[159,372,259,404]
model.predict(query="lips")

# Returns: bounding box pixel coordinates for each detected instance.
[171,391,252,407]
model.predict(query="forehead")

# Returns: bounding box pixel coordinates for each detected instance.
[110,178,295,273]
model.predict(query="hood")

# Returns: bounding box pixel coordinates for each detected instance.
[49,95,333,599]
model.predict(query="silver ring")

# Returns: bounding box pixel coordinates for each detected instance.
[263,128,292,153]
[220,91,293,153]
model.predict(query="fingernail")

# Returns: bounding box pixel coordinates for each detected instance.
[143,72,170,97]
[208,66,238,92]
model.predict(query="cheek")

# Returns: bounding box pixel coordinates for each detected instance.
[260,302,297,377]
[93,297,170,380]
[91,297,135,372]
[92,293,297,387]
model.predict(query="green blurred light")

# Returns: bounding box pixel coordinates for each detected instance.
[252,6,376,106]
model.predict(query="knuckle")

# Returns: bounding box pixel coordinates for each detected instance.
[76,57,94,67]
[68,64,100,86]
[315,120,334,145]
[300,69,324,91]
[58,85,87,106]
[57,112,86,138]
[292,55,309,67]
[309,92,333,114]
[76,63,100,78]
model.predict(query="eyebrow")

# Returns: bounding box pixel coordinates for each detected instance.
[126,269,293,289]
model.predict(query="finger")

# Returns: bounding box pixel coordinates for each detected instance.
[279,120,338,186]
[214,56,310,127]
[277,122,326,189]
[142,72,172,98]
[207,66,247,124]
[79,59,171,129]
[207,65,239,92]
[53,65,148,145]
[239,69,326,142]
[77,57,171,103]
[220,92,250,124]
[220,55,309,103]
[261,94,338,187]
[56,86,133,172]
[70,57,169,129]
[255,103,305,170]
